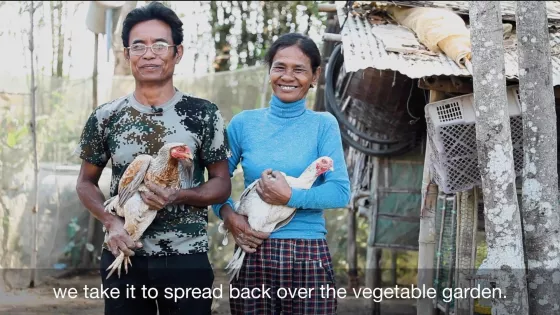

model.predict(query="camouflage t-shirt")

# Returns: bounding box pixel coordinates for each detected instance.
[74,90,230,256]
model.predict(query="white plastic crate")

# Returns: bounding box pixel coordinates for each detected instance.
[425,86,523,194]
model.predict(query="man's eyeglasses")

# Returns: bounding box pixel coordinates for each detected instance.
[126,42,177,56]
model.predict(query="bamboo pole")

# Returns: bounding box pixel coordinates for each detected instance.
[28,0,39,289]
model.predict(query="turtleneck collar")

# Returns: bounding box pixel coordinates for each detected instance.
[269,94,307,118]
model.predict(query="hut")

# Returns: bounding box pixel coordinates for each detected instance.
[317,1,560,314]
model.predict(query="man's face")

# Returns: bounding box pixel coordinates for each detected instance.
[126,19,183,84]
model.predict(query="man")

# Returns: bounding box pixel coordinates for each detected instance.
[75,2,231,314]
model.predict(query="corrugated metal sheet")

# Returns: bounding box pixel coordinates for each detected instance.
[336,2,560,85]
[373,1,560,22]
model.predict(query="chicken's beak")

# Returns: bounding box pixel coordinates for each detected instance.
[175,151,192,160]
[329,166,334,172]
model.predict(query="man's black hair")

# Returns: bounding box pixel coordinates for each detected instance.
[121,2,183,53]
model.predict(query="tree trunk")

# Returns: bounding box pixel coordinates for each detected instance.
[113,1,137,76]
[56,1,64,77]
[50,1,55,76]
[469,2,529,314]
[516,1,560,313]
[210,1,233,72]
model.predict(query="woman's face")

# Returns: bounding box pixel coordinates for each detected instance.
[269,45,320,103]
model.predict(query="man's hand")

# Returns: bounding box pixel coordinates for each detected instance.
[222,206,270,253]
[256,169,292,205]
[140,181,180,210]
[105,217,142,257]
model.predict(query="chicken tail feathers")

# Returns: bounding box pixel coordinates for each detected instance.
[225,248,246,282]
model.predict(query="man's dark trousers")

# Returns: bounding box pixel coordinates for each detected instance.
[100,249,214,315]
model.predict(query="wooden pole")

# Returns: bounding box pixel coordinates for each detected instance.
[314,0,339,112]
[416,91,441,315]
[470,2,529,314]
[29,0,39,288]
[81,33,99,268]
[93,33,98,111]
[347,205,358,289]
[322,33,342,42]
[318,3,337,12]
[366,156,381,315]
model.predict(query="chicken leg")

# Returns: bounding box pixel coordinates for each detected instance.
[104,191,157,279]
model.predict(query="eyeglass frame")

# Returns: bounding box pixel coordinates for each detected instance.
[126,42,178,56]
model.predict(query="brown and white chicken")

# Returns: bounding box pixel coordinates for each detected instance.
[219,156,334,281]
[103,142,194,279]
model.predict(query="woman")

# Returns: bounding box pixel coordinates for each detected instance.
[213,33,351,314]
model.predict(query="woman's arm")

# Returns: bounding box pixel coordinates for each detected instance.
[211,113,270,252]
[258,113,351,210]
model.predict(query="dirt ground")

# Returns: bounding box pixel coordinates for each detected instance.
[0,271,416,315]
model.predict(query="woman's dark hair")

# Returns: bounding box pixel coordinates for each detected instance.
[264,33,321,73]
[121,2,183,50]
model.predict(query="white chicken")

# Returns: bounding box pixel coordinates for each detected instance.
[219,156,334,281]
[103,142,194,279]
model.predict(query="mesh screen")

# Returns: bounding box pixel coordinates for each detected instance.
[0,66,317,288]
[433,193,457,310]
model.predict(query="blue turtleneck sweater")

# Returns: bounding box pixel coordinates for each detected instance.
[212,95,351,239]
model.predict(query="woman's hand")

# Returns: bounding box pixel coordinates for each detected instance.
[221,205,270,253]
[256,169,292,205]
[140,181,180,210]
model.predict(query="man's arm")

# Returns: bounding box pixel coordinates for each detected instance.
[176,160,231,206]
[76,160,140,257]
[142,160,231,208]
[76,161,116,228]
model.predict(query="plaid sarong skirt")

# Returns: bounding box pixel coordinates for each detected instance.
[229,238,337,315]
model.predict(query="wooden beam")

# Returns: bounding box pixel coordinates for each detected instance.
[554,86,560,98]
[323,33,342,42]
[318,3,337,12]
[418,76,473,94]
[420,77,560,98]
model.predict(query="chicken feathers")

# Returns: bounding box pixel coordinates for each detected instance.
[103,142,194,279]
[220,156,334,281]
